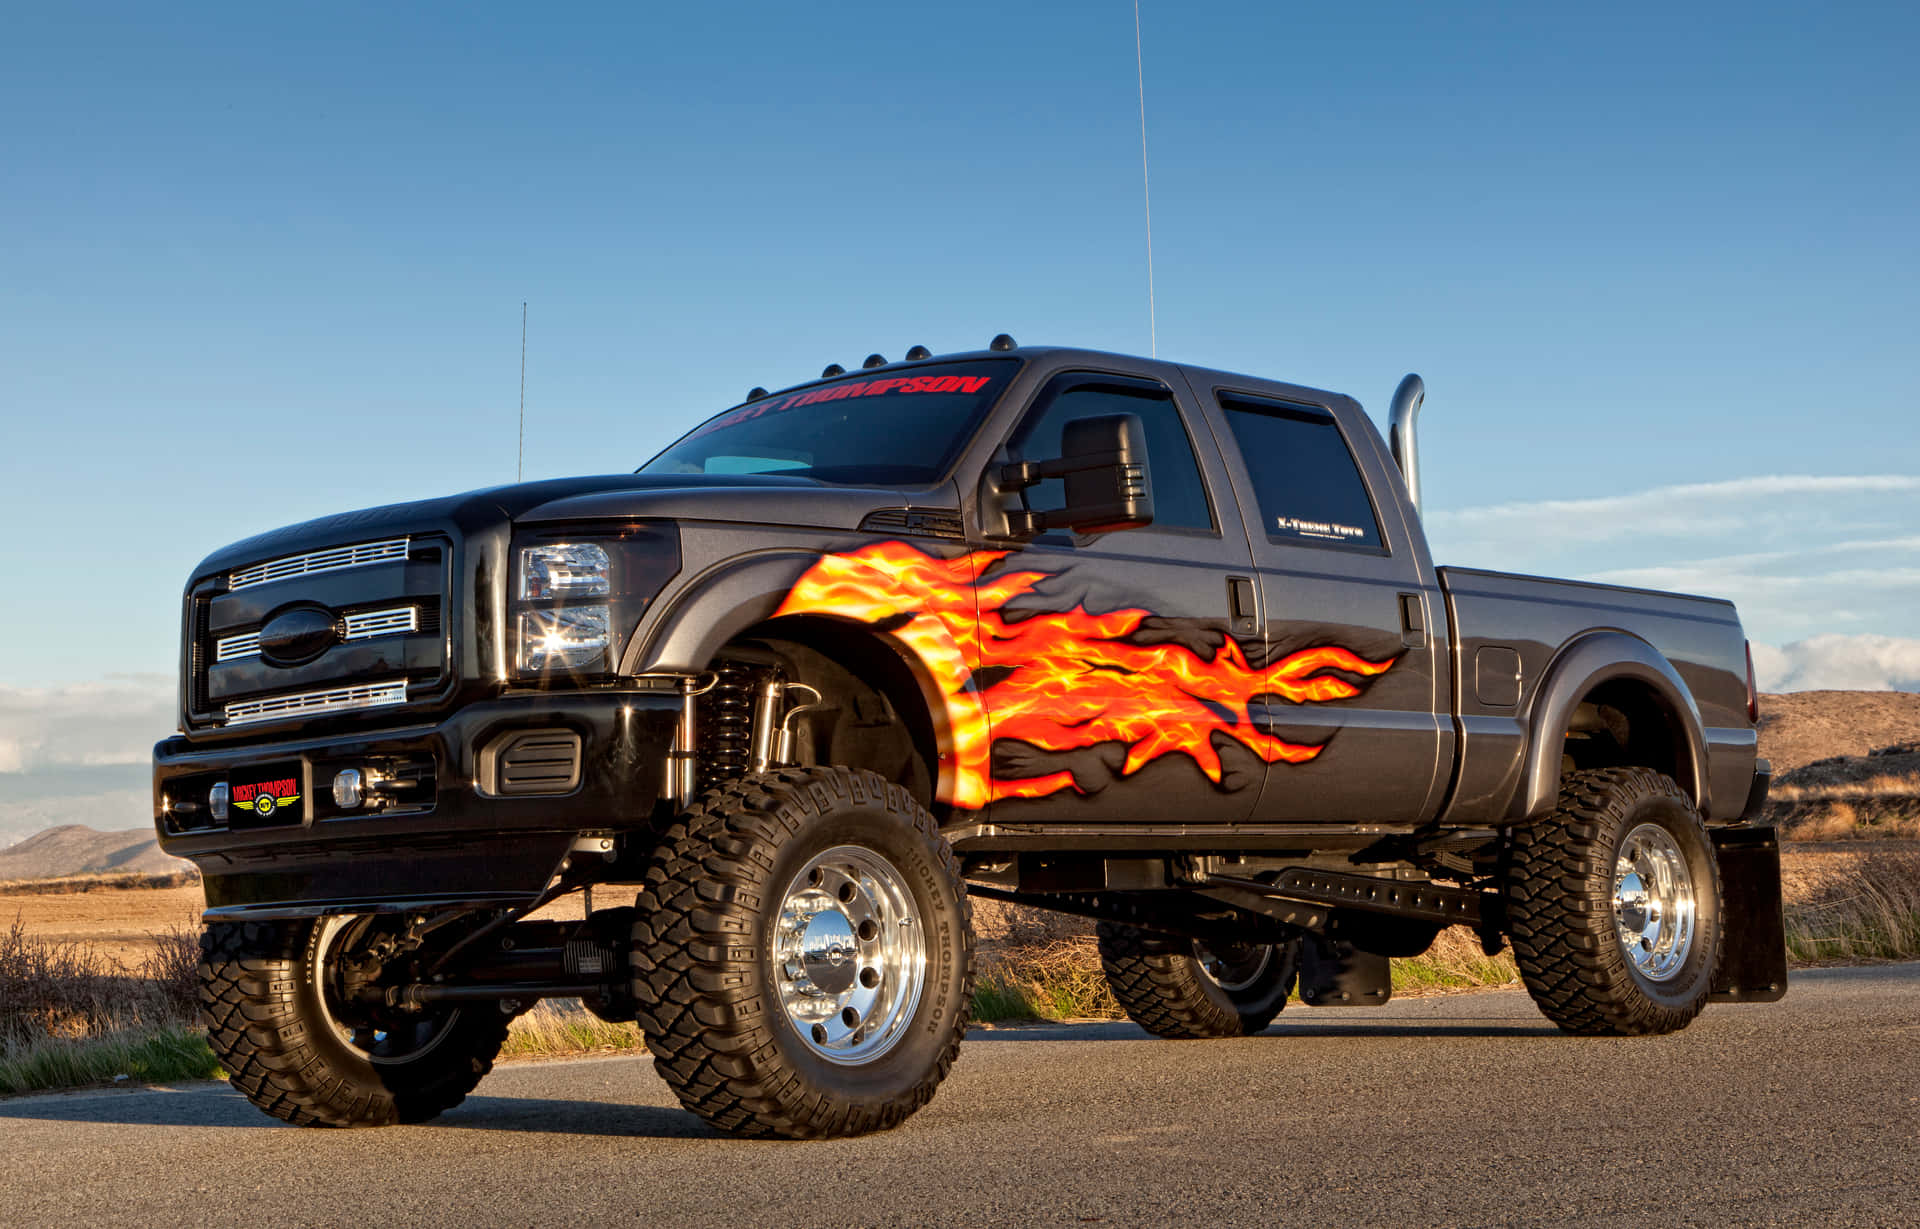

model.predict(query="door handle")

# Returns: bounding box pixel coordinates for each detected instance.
[1398,592,1426,648]
[1228,576,1258,635]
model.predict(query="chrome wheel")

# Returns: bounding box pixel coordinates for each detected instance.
[313,916,462,1066]
[774,845,928,1066]
[1612,823,1697,982]
[1194,941,1274,993]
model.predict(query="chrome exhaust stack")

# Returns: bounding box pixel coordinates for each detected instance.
[1387,374,1426,512]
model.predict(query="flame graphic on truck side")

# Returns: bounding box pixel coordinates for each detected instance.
[774,540,1396,809]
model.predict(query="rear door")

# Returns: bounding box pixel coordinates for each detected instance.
[971,368,1268,828]
[1197,382,1450,826]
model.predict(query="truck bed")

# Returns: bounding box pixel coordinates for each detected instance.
[1438,566,1758,825]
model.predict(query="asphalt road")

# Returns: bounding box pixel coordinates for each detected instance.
[5,965,1917,1229]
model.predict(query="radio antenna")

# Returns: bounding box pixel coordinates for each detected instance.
[516,301,528,482]
[1133,0,1157,358]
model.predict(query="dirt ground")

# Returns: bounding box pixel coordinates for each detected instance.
[1,884,205,966]
[1758,690,1920,775]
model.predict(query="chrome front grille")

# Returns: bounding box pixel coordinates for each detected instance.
[213,605,418,661]
[223,679,409,726]
[343,606,418,640]
[229,538,410,590]
[192,532,449,730]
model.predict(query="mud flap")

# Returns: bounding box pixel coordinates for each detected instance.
[1299,937,1392,1007]
[1709,825,1789,1003]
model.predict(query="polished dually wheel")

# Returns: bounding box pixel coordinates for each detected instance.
[774,844,928,1064]
[1612,822,1697,982]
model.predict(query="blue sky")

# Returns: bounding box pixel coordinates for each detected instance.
[2,2,1917,797]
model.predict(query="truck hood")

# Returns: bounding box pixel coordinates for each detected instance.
[190,473,953,579]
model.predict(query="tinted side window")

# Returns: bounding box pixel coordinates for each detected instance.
[1009,379,1214,532]
[1220,396,1383,550]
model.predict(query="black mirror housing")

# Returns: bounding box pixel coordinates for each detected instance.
[999,412,1155,536]
[1056,413,1154,533]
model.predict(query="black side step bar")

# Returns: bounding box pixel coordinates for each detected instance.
[1199,870,1488,928]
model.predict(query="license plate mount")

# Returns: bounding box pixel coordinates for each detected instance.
[229,761,305,828]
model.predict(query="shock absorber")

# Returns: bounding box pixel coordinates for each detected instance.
[750,681,824,774]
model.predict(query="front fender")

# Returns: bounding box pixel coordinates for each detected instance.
[620,542,993,810]
[1514,631,1709,820]
[621,548,818,676]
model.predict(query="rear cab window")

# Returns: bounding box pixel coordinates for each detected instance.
[1216,393,1384,551]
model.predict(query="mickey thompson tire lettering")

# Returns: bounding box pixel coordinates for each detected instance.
[1506,767,1723,1036]
[198,919,508,1127]
[1096,923,1299,1040]
[629,765,976,1139]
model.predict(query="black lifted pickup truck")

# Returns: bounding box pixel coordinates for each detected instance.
[155,337,1784,1139]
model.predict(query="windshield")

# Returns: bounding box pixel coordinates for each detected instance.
[642,359,1019,486]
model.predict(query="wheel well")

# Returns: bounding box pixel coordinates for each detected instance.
[702,615,945,817]
[1561,679,1694,796]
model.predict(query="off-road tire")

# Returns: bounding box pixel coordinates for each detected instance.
[630,766,975,1139]
[1096,923,1299,1039]
[200,919,509,1127]
[1507,766,1723,1036]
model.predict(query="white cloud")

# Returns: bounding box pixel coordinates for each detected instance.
[1430,475,1920,544]
[0,674,176,773]
[1426,475,1920,648]
[1751,635,1920,693]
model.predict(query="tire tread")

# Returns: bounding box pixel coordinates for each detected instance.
[1506,766,1722,1037]
[629,766,974,1139]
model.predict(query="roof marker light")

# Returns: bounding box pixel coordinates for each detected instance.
[746,387,769,401]
[822,363,846,378]
[989,333,1016,352]
[862,354,886,369]
[905,345,931,361]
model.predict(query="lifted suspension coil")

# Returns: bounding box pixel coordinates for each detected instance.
[697,662,762,794]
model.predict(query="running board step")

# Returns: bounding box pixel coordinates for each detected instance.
[1201,869,1487,927]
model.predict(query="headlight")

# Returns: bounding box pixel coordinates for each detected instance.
[519,544,611,600]
[511,526,680,682]
[518,605,611,672]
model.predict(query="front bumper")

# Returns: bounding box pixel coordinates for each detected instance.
[153,690,681,918]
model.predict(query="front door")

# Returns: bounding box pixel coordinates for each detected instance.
[971,369,1268,829]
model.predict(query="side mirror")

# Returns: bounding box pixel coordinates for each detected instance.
[1000,412,1155,536]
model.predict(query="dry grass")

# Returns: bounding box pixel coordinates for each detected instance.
[1771,771,1920,803]
[0,916,214,1096]
[1784,854,1920,964]
[1391,927,1520,995]
[502,1000,648,1059]
[1780,800,1920,843]
[0,870,200,897]
[974,937,1124,1022]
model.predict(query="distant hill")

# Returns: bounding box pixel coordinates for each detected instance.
[0,764,151,850]
[0,825,188,880]
[1757,690,1920,775]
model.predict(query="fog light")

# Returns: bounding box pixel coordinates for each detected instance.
[333,769,365,809]
[208,782,230,822]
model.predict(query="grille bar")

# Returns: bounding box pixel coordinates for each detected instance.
[224,679,408,726]
[229,537,410,590]
[343,606,419,640]
[215,632,261,662]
